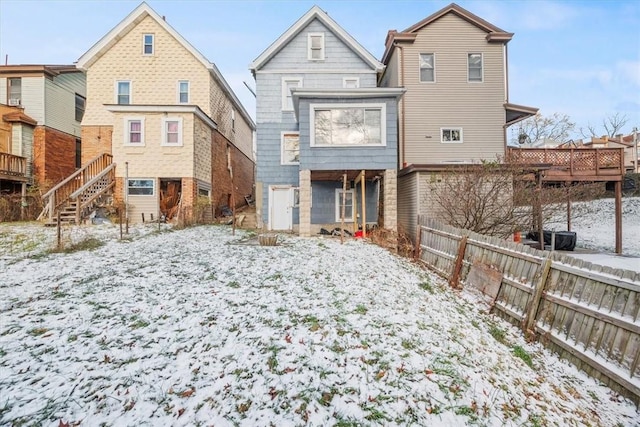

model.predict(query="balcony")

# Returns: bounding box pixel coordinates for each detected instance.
[0,152,28,182]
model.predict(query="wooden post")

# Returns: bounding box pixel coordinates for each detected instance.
[119,209,123,240]
[56,211,62,250]
[566,182,571,232]
[360,170,366,237]
[448,235,468,289]
[524,257,552,337]
[615,180,622,254]
[341,174,347,244]
[536,171,544,250]
[414,218,422,260]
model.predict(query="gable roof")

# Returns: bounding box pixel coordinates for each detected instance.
[76,2,254,129]
[249,5,383,74]
[382,3,513,64]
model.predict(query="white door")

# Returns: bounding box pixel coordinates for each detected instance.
[270,187,292,230]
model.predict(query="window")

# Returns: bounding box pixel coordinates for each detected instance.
[117,81,131,105]
[231,109,236,131]
[143,34,154,55]
[128,179,154,196]
[308,33,325,60]
[468,53,483,82]
[162,118,183,146]
[124,117,144,145]
[282,78,302,111]
[75,94,85,122]
[343,77,360,89]
[441,128,463,143]
[281,132,300,165]
[178,80,189,103]
[7,77,21,105]
[311,104,385,146]
[419,53,435,82]
[335,189,355,222]
[75,138,82,169]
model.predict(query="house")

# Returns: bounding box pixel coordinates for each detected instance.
[580,135,638,173]
[380,3,537,240]
[0,64,85,189]
[67,1,255,224]
[250,6,404,236]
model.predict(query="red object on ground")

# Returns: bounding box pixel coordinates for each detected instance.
[354,230,364,238]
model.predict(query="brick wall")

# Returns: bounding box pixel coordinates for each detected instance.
[32,126,77,189]
[211,130,254,215]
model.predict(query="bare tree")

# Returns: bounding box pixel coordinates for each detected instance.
[514,112,575,145]
[428,162,606,238]
[580,113,629,138]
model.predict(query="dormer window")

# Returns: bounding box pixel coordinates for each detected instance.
[308,33,325,61]
[143,34,154,55]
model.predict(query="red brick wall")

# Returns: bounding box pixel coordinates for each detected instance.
[211,130,254,215]
[32,126,76,190]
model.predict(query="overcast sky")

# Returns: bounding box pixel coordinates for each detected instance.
[1,0,638,139]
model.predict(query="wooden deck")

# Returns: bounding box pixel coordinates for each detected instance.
[507,147,625,181]
[0,152,28,182]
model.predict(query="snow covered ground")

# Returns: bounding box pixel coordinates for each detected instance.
[547,196,640,271]
[0,222,638,426]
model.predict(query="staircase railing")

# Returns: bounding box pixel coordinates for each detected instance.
[39,153,113,222]
[69,164,116,224]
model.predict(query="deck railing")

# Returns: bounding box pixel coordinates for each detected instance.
[507,147,624,179]
[0,152,27,178]
[39,153,113,222]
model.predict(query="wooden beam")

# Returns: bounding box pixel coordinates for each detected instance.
[360,170,366,236]
[615,180,622,254]
[341,174,347,244]
[354,170,365,185]
[536,171,544,250]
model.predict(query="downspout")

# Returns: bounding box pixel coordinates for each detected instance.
[503,43,509,153]
[399,44,406,169]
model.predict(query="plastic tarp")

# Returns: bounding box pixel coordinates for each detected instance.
[526,230,577,251]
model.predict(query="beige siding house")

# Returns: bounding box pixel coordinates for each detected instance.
[76,2,255,224]
[380,3,537,241]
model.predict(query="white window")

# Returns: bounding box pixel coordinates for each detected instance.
[178,80,189,103]
[468,53,483,82]
[335,189,355,222]
[124,117,144,145]
[311,103,385,147]
[281,132,300,165]
[308,33,325,60]
[282,78,302,111]
[441,128,463,143]
[143,34,154,55]
[128,179,154,196]
[419,53,435,83]
[162,118,183,146]
[343,77,360,88]
[116,81,131,105]
[231,109,236,131]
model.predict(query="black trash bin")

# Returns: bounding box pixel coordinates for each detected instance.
[526,230,577,251]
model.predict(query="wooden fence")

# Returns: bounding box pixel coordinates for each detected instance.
[417,217,640,403]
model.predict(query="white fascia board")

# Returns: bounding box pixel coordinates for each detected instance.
[105,104,217,130]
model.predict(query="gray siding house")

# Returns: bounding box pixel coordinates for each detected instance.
[380,3,537,240]
[250,6,404,236]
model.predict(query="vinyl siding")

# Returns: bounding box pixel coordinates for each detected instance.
[12,124,34,178]
[0,78,6,103]
[128,191,158,224]
[17,77,45,125]
[44,72,85,137]
[379,50,399,88]
[310,181,377,225]
[389,13,507,164]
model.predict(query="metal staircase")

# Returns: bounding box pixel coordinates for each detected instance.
[38,153,116,225]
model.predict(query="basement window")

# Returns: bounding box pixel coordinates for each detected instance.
[128,179,154,196]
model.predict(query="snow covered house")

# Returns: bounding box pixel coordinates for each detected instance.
[250,6,404,236]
